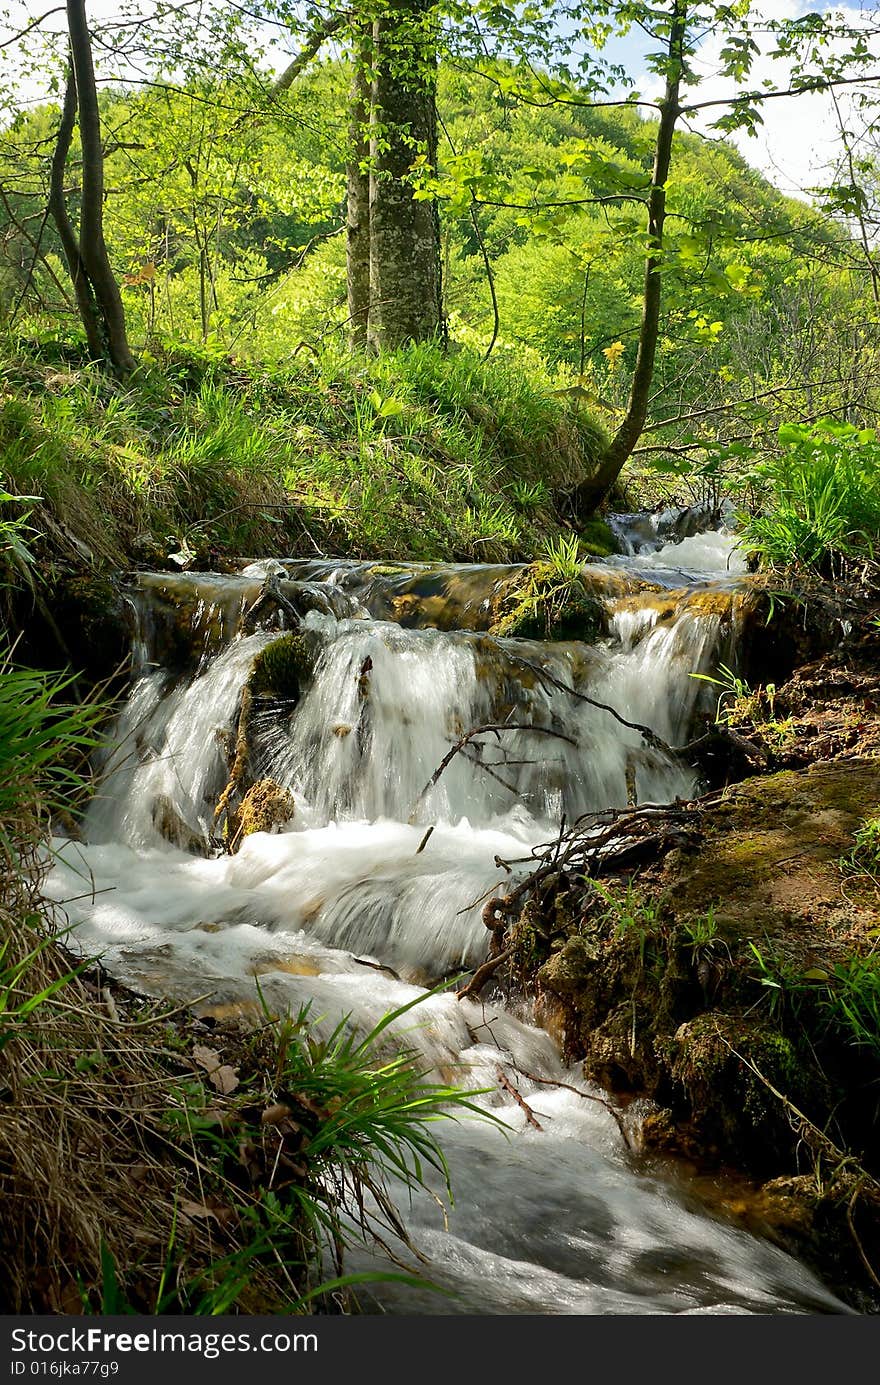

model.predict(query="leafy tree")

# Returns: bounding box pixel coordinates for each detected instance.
[49,0,134,376]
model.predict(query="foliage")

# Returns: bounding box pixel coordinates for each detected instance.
[841,815,880,879]
[0,334,606,564]
[0,657,103,832]
[689,662,778,727]
[3,48,878,494]
[740,420,880,573]
[86,990,497,1314]
[748,941,880,1063]
[541,533,584,581]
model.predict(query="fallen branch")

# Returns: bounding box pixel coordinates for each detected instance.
[409,722,576,823]
[510,652,768,770]
[496,1067,543,1130]
[511,1066,634,1153]
[242,572,303,633]
[511,654,671,751]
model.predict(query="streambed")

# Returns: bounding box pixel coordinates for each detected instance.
[44,520,846,1314]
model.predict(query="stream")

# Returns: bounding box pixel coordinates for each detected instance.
[44,515,846,1315]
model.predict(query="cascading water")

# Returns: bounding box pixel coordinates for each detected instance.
[44,524,845,1314]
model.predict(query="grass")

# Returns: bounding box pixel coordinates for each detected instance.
[841,814,880,879]
[0,330,608,571]
[748,940,880,1063]
[741,419,880,575]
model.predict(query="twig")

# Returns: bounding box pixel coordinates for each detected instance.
[510,654,671,751]
[409,722,576,822]
[496,1067,543,1130]
[847,1180,880,1293]
[512,1066,634,1153]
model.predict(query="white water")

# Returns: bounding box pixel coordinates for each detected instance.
[43,526,844,1314]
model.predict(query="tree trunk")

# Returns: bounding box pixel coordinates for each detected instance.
[346,26,372,348]
[367,0,441,351]
[570,1,686,518]
[48,69,104,360]
[51,0,134,376]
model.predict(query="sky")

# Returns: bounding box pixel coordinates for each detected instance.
[599,1,879,199]
[3,0,879,201]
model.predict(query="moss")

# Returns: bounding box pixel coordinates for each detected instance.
[536,934,603,993]
[664,1014,827,1166]
[249,632,320,700]
[234,779,295,847]
[51,575,129,682]
[492,564,605,642]
[579,517,618,557]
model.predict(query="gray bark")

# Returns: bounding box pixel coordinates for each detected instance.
[367,0,441,351]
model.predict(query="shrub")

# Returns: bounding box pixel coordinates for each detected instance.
[741,419,880,573]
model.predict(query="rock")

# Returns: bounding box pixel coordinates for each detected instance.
[234,780,295,848]
[491,564,606,642]
[538,934,603,994]
[248,631,322,700]
[151,795,209,856]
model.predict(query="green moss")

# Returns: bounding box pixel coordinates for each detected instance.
[492,564,605,642]
[579,518,618,557]
[249,633,319,700]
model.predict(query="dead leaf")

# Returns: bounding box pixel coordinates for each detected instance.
[193,1044,239,1094]
[261,1103,292,1126]
[209,1064,239,1095]
[180,1200,236,1227]
[192,1044,221,1072]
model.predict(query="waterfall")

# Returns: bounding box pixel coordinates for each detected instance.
[42,523,845,1315]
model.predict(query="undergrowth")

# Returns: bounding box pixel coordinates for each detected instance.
[0,331,608,570]
[741,419,880,575]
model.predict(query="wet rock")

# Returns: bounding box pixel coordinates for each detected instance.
[51,574,130,683]
[753,1171,880,1313]
[151,795,209,856]
[234,780,295,846]
[537,934,603,993]
[249,630,322,700]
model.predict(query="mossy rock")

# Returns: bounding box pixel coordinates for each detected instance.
[664,1012,829,1167]
[235,779,295,846]
[249,631,321,700]
[151,794,209,856]
[492,564,605,642]
[578,518,619,558]
[538,934,603,994]
[52,574,129,682]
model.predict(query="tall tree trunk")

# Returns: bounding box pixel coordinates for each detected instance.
[570,1,686,518]
[48,69,104,360]
[367,0,441,351]
[346,25,372,348]
[50,0,134,376]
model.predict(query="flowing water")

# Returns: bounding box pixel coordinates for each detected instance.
[44,517,845,1315]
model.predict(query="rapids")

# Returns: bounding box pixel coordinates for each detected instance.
[43,518,846,1315]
